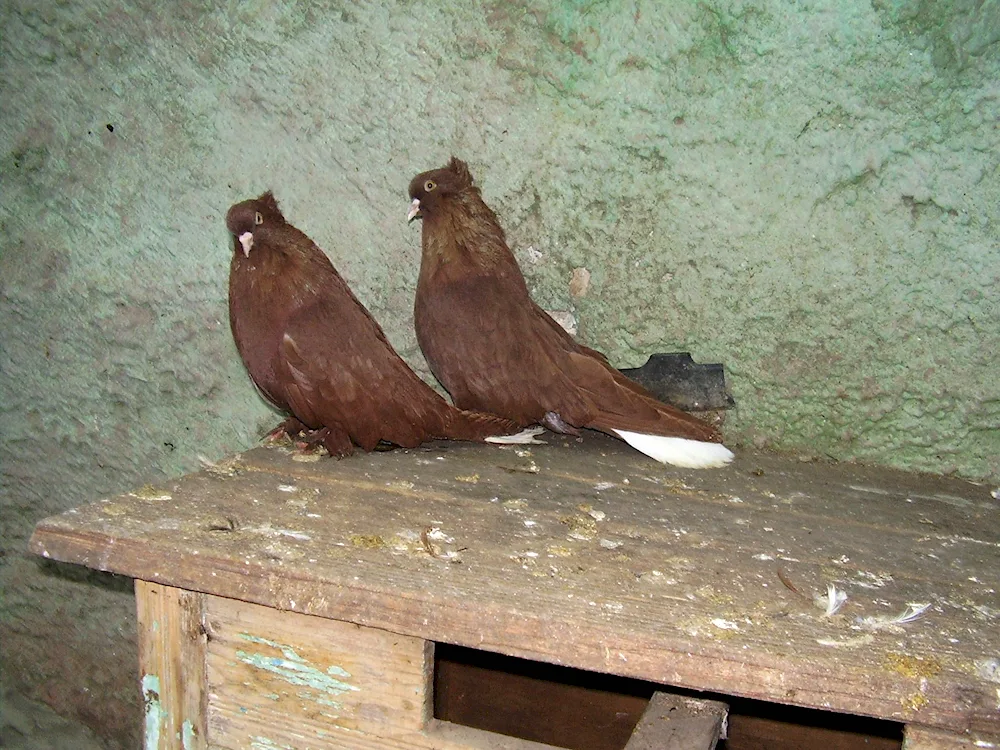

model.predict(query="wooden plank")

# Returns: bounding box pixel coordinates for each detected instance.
[625,691,727,749]
[204,594,430,747]
[904,726,1000,749]
[425,722,562,750]
[30,436,1000,735]
[136,581,207,750]
[203,721,561,750]
[202,594,560,750]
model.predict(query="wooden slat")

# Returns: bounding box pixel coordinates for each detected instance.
[204,594,429,747]
[136,581,207,750]
[204,721,561,750]
[201,593,561,750]
[425,722,562,750]
[30,436,1000,735]
[625,691,727,749]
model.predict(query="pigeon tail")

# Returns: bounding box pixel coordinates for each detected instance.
[611,429,734,469]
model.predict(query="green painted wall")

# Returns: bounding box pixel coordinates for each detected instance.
[1,0,997,745]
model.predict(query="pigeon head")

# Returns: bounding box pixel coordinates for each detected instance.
[225,191,284,258]
[407,157,474,222]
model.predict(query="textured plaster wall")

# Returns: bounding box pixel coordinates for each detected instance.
[1,0,997,745]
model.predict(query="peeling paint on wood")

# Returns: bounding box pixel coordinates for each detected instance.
[204,595,431,745]
[135,583,208,749]
[235,632,359,709]
[142,673,162,750]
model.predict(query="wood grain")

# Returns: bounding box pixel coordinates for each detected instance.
[31,436,1000,737]
[204,593,429,747]
[200,593,560,749]
[903,725,1000,749]
[136,581,207,749]
[624,692,727,749]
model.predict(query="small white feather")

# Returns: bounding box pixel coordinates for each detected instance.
[856,602,931,631]
[815,583,848,616]
[485,426,547,445]
[611,429,734,469]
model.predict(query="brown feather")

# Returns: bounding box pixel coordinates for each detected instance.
[407,159,722,445]
[226,192,522,456]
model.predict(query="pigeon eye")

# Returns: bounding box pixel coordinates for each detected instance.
[424,180,437,192]
[254,211,264,225]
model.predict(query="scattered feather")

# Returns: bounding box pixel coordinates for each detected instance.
[815,584,848,616]
[425,527,454,543]
[486,426,546,444]
[276,529,311,541]
[857,602,931,631]
[776,566,809,600]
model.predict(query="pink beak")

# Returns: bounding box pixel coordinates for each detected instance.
[238,231,253,257]
[407,198,421,222]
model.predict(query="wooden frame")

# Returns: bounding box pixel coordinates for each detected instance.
[31,437,1000,749]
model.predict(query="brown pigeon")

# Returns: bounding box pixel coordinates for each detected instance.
[226,191,540,456]
[406,158,733,468]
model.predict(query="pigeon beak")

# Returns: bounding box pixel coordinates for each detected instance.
[238,231,254,258]
[407,198,422,222]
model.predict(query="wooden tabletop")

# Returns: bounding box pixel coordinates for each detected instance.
[29,434,1000,735]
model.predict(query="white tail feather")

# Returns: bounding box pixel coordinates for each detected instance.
[612,429,734,469]
[485,426,547,445]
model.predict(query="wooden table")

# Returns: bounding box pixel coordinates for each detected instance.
[29,435,1000,749]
